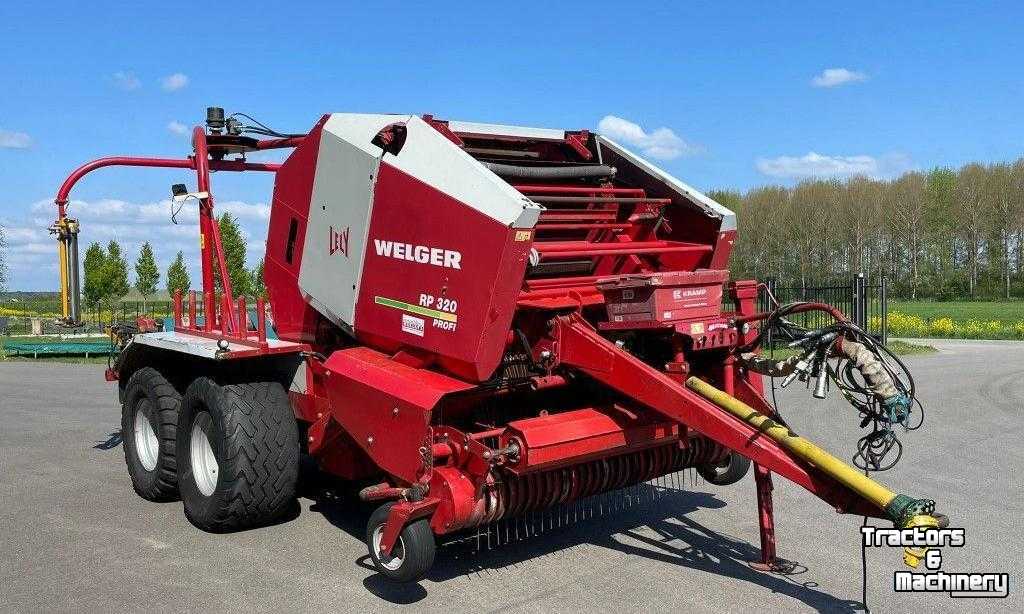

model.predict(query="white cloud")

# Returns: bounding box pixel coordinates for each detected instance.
[597,115,698,160]
[112,71,141,91]
[167,121,188,136]
[0,129,32,149]
[160,73,189,92]
[216,200,272,221]
[756,151,912,179]
[2,226,45,244]
[811,68,868,88]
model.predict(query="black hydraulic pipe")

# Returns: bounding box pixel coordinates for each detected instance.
[483,162,616,180]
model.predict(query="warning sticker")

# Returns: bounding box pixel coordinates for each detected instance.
[401,313,425,337]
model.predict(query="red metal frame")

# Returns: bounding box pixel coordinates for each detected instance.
[53,125,302,351]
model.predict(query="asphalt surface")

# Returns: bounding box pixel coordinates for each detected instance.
[1,339,1022,613]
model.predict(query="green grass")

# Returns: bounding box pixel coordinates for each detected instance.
[884,300,1024,339]
[885,339,939,355]
[890,300,1024,322]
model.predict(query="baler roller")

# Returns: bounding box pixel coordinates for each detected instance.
[478,437,728,527]
[528,196,671,204]
[535,240,713,260]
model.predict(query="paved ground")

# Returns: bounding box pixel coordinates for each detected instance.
[1,340,1022,613]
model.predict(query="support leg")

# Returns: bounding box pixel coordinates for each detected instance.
[748,463,795,572]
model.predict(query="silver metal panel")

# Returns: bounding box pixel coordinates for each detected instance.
[298,117,392,327]
[388,116,542,229]
[129,331,302,360]
[447,120,566,141]
[298,114,544,329]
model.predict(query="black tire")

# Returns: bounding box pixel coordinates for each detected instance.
[177,377,299,532]
[698,451,752,486]
[366,503,436,583]
[121,367,181,501]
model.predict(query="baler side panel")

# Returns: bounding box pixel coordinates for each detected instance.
[322,346,473,483]
[387,116,542,229]
[298,114,414,328]
[354,162,534,382]
[265,115,329,343]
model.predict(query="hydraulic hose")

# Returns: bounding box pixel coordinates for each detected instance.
[685,377,940,567]
[482,162,616,180]
[834,338,899,399]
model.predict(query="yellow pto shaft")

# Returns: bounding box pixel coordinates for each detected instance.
[685,376,939,567]
[57,236,70,319]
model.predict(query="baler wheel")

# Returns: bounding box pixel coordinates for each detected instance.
[177,377,299,532]
[121,367,181,501]
[697,452,752,486]
[366,503,435,583]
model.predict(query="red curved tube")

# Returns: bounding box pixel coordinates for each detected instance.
[55,157,194,215]
[53,157,281,217]
[735,302,848,325]
[50,126,299,331]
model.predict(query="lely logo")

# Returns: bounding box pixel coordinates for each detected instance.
[329,225,350,257]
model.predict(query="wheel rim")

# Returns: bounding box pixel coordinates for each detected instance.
[711,454,732,478]
[190,411,219,496]
[133,400,159,472]
[372,525,406,572]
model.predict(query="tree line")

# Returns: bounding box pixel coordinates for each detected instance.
[82,212,265,309]
[709,159,1024,299]
[0,225,8,292]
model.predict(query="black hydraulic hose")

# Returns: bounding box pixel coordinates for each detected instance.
[482,162,617,180]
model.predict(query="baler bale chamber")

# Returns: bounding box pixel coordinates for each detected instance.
[265,114,753,572]
[58,110,942,583]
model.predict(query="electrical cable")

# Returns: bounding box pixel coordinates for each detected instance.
[759,283,790,428]
[860,492,871,612]
[228,112,304,139]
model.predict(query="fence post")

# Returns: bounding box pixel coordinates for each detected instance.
[851,273,864,329]
[850,274,858,327]
[764,278,777,350]
[880,276,888,344]
[859,273,868,330]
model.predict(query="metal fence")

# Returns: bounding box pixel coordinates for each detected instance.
[757,273,888,345]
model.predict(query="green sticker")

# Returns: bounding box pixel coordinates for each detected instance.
[374,296,458,322]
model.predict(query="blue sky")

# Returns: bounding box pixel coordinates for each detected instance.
[1,1,1022,290]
